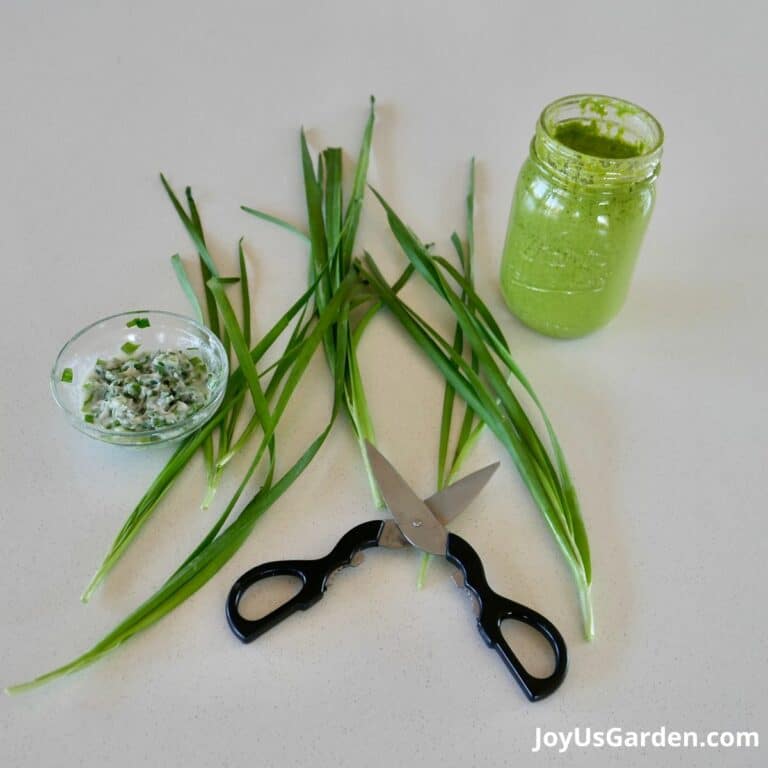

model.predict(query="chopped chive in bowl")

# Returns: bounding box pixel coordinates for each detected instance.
[82,350,212,432]
[49,310,228,447]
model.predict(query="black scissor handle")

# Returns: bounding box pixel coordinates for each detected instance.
[446,533,568,702]
[227,520,384,643]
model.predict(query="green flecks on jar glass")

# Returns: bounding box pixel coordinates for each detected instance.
[500,94,663,338]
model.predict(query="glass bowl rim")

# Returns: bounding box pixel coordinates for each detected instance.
[50,309,229,442]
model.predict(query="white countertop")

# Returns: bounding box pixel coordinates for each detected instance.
[1,2,766,766]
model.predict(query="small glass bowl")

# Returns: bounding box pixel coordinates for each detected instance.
[51,310,229,445]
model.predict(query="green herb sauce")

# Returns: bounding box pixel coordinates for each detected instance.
[553,121,643,159]
[501,101,661,338]
[82,349,211,431]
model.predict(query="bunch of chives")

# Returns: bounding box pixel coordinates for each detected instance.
[7,101,394,694]
[358,166,594,639]
[6,104,593,695]
[242,98,412,508]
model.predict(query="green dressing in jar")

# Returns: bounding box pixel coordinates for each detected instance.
[500,94,663,338]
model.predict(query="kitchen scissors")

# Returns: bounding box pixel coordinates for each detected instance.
[226,442,567,701]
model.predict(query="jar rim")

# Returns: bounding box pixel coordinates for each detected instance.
[540,93,664,158]
[534,94,664,187]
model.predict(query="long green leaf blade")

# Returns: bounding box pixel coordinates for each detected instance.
[81,279,319,599]
[341,96,375,270]
[361,251,593,638]
[7,418,335,695]
[208,278,273,437]
[170,254,204,325]
[240,206,310,241]
[300,129,330,311]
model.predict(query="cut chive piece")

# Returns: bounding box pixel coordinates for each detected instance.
[121,341,140,355]
[126,317,151,329]
[83,414,95,424]
[60,368,73,383]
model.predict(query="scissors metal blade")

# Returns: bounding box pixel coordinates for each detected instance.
[424,462,499,525]
[366,441,492,556]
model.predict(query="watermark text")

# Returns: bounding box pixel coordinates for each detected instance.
[532,727,759,753]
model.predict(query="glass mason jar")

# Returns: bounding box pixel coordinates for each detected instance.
[500,94,663,338]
